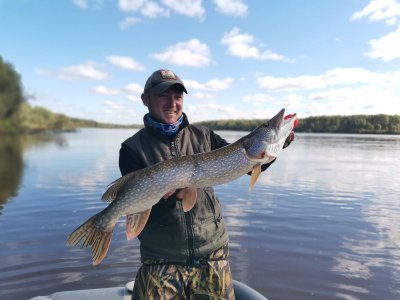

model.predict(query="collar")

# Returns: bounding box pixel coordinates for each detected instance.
[144,114,184,137]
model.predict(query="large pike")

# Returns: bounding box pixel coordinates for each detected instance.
[67,109,297,265]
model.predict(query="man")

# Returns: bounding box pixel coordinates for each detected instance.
[119,69,293,299]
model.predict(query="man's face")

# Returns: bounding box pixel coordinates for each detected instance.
[142,86,184,124]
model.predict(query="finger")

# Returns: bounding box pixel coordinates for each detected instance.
[162,189,176,199]
[288,131,295,142]
[175,188,186,200]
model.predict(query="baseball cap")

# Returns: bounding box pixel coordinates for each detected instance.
[143,69,188,94]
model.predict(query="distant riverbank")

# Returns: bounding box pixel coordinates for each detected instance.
[0,103,141,135]
[196,114,400,134]
[1,103,399,135]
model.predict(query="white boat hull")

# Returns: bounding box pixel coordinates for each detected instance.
[31,280,268,300]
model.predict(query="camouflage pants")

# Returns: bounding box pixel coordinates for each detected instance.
[132,246,235,300]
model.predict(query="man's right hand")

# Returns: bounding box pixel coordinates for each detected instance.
[162,188,186,199]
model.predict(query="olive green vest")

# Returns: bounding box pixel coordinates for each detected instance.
[122,119,229,263]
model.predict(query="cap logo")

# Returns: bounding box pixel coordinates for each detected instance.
[160,70,176,80]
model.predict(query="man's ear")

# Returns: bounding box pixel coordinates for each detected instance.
[141,93,149,107]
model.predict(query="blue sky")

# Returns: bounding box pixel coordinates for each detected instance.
[1,0,399,124]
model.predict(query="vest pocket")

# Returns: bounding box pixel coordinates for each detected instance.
[192,187,225,248]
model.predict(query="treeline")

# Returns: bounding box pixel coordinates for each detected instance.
[2,102,138,134]
[69,117,140,129]
[196,114,400,134]
[296,115,400,134]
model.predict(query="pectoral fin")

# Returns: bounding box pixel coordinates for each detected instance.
[126,209,151,240]
[182,188,197,212]
[248,163,262,192]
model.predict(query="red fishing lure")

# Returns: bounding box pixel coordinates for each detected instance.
[284,114,298,130]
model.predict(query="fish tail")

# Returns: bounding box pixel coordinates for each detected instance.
[67,214,113,266]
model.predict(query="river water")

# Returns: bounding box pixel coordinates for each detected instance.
[0,129,399,300]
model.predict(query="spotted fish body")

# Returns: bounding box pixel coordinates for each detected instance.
[67,109,297,265]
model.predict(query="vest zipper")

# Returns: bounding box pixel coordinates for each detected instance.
[170,141,178,157]
[185,212,195,265]
[170,139,195,264]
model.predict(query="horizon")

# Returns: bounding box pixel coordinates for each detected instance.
[1,0,400,125]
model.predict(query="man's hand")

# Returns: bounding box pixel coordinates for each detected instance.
[283,131,295,148]
[162,188,186,199]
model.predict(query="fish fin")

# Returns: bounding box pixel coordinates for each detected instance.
[67,214,113,266]
[182,188,197,212]
[101,172,136,202]
[126,209,151,240]
[248,163,262,192]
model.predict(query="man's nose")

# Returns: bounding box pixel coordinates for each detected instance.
[166,96,175,106]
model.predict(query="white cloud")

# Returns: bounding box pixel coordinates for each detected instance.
[123,83,143,93]
[141,1,170,18]
[190,92,214,100]
[350,0,400,25]
[72,0,87,9]
[350,1,400,61]
[102,100,140,123]
[119,0,170,19]
[104,100,124,110]
[72,0,103,9]
[118,0,202,19]
[162,0,205,18]
[257,67,400,91]
[243,93,274,106]
[184,77,233,91]
[150,39,212,67]
[254,68,400,117]
[57,62,109,81]
[126,94,142,102]
[91,85,121,95]
[212,0,247,17]
[366,25,400,61]
[221,27,286,61]
[106,55,145,71]
[307,85,400,116]
[118,0,145,11]
[119,17,142,29]
[72,0,102,9]
[91,83,142,97]
[186,101,242,122]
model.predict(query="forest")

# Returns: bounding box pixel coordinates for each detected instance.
[196,114,400,134]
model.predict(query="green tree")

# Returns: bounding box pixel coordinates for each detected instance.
[0,56,25,120]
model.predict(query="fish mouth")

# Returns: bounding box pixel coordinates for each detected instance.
[269,108,297,132]
[283,113,297,129]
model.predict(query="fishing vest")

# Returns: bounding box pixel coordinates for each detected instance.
[121,115,229,263]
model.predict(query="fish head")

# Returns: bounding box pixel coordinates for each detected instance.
[243,108,297,163]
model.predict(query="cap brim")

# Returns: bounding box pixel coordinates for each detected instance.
[150,82,188,94]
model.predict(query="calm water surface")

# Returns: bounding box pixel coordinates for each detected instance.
[0,129,399,300]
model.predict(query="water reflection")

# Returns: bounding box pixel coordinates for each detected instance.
[0,134,67,208]
[1,130,400,300]
[215,132,400,299]
[0,136,24,207]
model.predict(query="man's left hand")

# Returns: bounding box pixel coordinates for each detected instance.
[283,131,295,148]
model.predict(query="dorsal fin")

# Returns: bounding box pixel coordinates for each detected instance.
[101,172,136,202]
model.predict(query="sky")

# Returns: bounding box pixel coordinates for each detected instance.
[1,0,400,125]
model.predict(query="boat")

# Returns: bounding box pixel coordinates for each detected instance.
[31,280,268,300]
